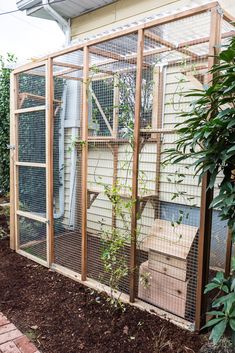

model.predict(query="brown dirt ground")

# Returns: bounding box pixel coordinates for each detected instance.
[0,239,206,353]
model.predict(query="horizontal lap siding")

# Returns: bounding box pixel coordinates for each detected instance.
[61,62,221,243]
[159,64,204,207]
[87,147,113,233]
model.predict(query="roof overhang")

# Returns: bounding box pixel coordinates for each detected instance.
[16,0,117,20]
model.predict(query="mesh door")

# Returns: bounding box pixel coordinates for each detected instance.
[16,65,48,263]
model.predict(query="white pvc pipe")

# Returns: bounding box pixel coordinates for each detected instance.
[42,0,71,219]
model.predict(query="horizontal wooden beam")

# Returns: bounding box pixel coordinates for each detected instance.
[16,210,47,223]
[223,9,235,23]
[17,249,48,267]
[53,61,83,70]
[178,30,235,49]
[19,92,62,104]
[15,106,46,114]
[144,30,199,59]
[140,128,176,134]
[15,161,46,168]
[54,67,79,77]
[14,60,46,75]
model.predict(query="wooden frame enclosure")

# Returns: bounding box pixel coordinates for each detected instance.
[10,2,235,331]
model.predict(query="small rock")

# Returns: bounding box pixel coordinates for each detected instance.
[123,326,129,335]
[30,325,38,330]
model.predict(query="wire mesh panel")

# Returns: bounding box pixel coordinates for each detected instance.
[18,216,47,261]
[86,33,139,296]
[16,65,48,263]
[18,66,46,108]
[18,166,46,215]
[136,12,212,322]
[18,111,46,163]
[52,50,84,273]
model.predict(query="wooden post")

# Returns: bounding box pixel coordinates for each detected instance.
[10,73,17,250]
[46,58,55,266]
[130,29,144,303]
[152,66,165,220]
[13,75,19,251]
[112,74,119,229]
[195,4,222,331]
[81,46,89,281]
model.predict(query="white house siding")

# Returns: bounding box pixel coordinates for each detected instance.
[60,61,210,245]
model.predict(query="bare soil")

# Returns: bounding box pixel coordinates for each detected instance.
[0,238,206,353]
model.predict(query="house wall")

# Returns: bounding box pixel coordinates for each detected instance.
[58,0,233,269]
[71,0,235,40]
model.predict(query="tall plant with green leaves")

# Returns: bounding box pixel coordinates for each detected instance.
[0,53,16,195]
[165,37,235,345]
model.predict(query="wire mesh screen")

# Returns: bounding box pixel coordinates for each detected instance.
[17,66,48,263]
[136,12,212,322]
[86,33,139,295]
[18,215,47,261]
[18,67,46,108]
[19,166,46,215]
[18,111,45,163]
[52,50,84,273]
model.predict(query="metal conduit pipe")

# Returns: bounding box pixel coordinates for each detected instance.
[42,0,71,219]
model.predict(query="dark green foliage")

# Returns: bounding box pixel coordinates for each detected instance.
[165,36,235,345]
[0,54,16,195]
[165,36,235,239]
[203,272,235,346]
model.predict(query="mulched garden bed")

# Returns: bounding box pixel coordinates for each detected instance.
[0,238,206,353]
[0,196,9,237]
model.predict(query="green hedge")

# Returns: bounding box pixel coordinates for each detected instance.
[0,54,16,196]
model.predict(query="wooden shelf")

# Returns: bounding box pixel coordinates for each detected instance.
[87,187,157,213]
[19,92,62,104]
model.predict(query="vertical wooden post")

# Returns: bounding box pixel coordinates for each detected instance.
[225,228,232,277]
[10,73,16,250]
[46,58,55,266]
[195,4,222,331]
[113,74,119,139]
[112,74,119,229]
[152,66,165,220]
[81,46,89,281]
[13,75,19,251]
[130,29,144,303]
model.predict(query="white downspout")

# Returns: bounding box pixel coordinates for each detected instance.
[42,0,71,44]
[42,0,71,219]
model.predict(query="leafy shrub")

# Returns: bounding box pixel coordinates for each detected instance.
[0,54,16,195]
[165,36,235,345]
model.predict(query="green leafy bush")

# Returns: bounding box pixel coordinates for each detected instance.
[165,36,235,345]
[204,271,235,345]
[0,54,16,195]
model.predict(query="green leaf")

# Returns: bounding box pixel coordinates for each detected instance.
[206,311,225,317]
[203,317,224,329]
[204,282,220,294]
[226,145,235,155]
[220,48,235,62]
[213,293,235,308]
[230,318,235,331]
[210,319,227,345]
